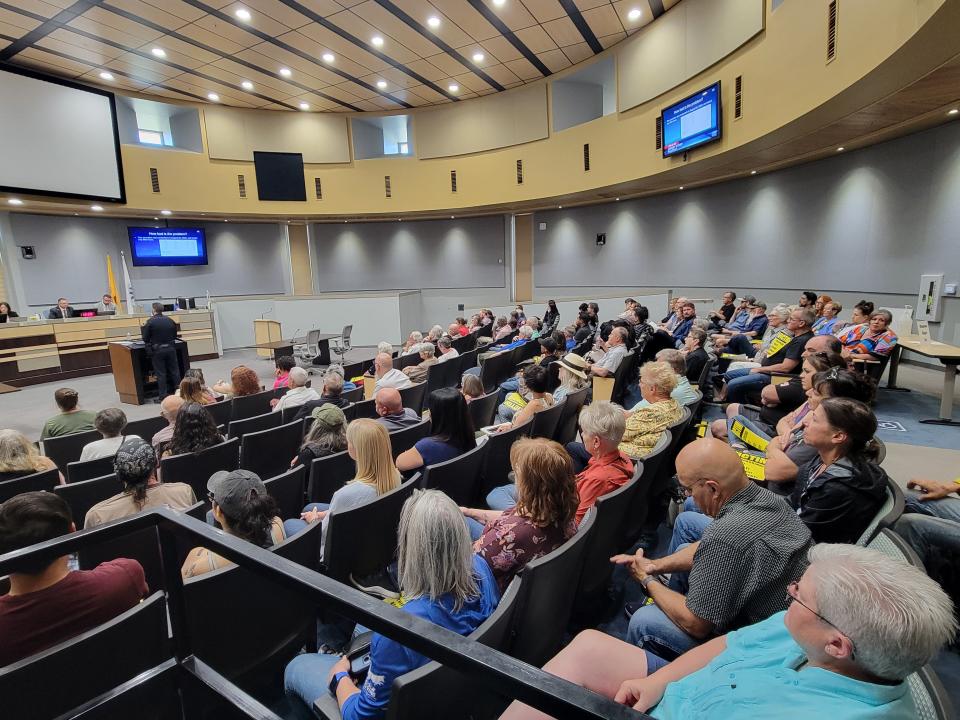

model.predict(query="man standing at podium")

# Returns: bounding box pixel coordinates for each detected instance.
[142,303,180,400]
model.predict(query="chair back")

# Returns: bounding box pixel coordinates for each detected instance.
[554,386,590,446]
[511,340,540,366]
[907,665,955,720]
[621,431,672,546]
[341,360,366,381]
[240,419,304,479]
[457,348,480,375]
[339,325,353,351]
[424,361,460,410]
[307,449,357,504]
[0,592,170,720]
[263,465,307,520]
[159,437,240,500]
[348,397,379,420]
[609,351,637,405]
[398,382,427,415]
[467,390,499,429]
[419,441,488,506]
[389,420,431,459]
[323,474,420,583]
[66,454,117,484]
[204,399,233,427]
[479,421,533,496]
[280,404,302,424]
[479,349,516,392]
[42,429,101,471]
[122,415,168,441]
[79,526,166,601]
[342,385,364,403]
[681,389,705,435]
[395,351,421,371]
[54,474,120,528]
[0,467,60,503]
[450,332,477,354]
[228,410,281,439]
[230,389,274,422]
[695,357,715,389]
[529,397,566,440]
[856,476,905,546]
[477,322,493,338]
[506,509,597,666]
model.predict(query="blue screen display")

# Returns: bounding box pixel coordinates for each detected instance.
[128,227,207,267]
[661,82,721,158]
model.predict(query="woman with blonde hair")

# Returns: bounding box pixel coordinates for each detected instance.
[619,361,684,458]
[0,430,60,483]
[178,376,214,405]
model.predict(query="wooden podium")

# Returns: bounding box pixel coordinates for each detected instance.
[109,340,190,405]
[254,319,282,358]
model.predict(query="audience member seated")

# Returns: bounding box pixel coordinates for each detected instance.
[542,300,560,335]
[292,404,348,469]
[212,365,261,399]
[79,408,137,461]
[178,376,214,406]
[680,328,709,383]
[296,371,351,420]
[493,316,512,341]
[499,543,955,720]
[426,326,444,346]
[715,295,755,335]
[177,368,218,403]
[0,429,61,483]
[846,300,874,327]
[628,351,699,413]
[159,403,223,460]
[460,373,485,402]
[373,353,413,393]
[0,492,148,667]
[494,364,554,428]
[614,439,813,669]
[452,318,470,337]
[39,387,96,440]
[668,302,697,348]
[586,326,629,377]
[151,395,185,455]
[402,343,437,383]
[813,294,833,317]
[812,301,843,335]
[374,388,421,431]
[564,402,633,517]
[0,301,19,322]
[285,489,499,719]
[718,308,815,403]
[400,331,423,355]
[487,324,534,355]
[894,476,960,579]
[462,438,578,592]
[437,335,460,363]
[706,291,737,328]
[713,301,769,353]
[836,310,898,361]
[273,355,297,390]
[552,353,590,402]
[573,313,594,344]
[328,364,358,392]
[466,314,482,333]
[271,367,320,413]
[659,297,686,332]
[85,437,196,528]
[798,290,818,309]
[717,303,787,365]
[618,362,684,459]
[787,397,888,543]
[396,388,476,473]
[181,469,285,578]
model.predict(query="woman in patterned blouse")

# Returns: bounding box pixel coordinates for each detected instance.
[620,361,685,459]
[461,437,578,592]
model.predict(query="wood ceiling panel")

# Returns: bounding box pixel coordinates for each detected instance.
[285,25,388,74]
[537,47,573,73]
[162,75,258,105]
[598,31,625,48]
[389,0,475,48]
[513,24,559,54]
[214,1,302,36]
[519,0,567,24]
[0,8,43,33]
[561,40,593,64]
[504,56,542,81]
[203,58,304,94]
[574,0,611,11]
[294,0,348,17]
[174,23,246,54]
[17,47,95,76]
[140,0,208,23]
[73,6,169,45]
[541,16,583,47]
[227,0,316,30]
[477,34,524,63]
[110,51,185,79]
[488,0,539,32]
[349,1,446,58]
[582,4,624,37]
[77,68,152,90]
[436,0,501,42]
[612,0,654,31]
[14,0,66,19]
[102,0,198,30]
[403,57,447,82]
[322,9,420,63]
[372,66,420,88]
[453,68,495,93]
[330,78,378,100]
[191,14,264,49]
[236,42,342,84]
[39,29,128,62]
[480,62,521,85]
[423,50,469,77]
[141,34,222,64]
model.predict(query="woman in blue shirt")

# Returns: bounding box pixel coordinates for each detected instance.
[395,387,476,472]
[284,489,499,719]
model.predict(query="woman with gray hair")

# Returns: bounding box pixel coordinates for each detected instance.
[284,489,499,718]
[500,542,956,720]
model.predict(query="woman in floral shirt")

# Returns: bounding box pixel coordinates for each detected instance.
[461,437,578,592]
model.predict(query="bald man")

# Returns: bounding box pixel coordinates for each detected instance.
[374,387,421,431]
[612,438,812,672]
[373,352,413,393]
[151,394,185,454]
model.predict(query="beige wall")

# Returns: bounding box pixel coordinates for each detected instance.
[288,225,313,296]
[514,214,533,303]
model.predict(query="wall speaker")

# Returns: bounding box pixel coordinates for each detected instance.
[596,233,606,246]
[20,245,36,259]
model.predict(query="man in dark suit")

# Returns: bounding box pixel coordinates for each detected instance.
[48,298,75,319]
[141,302,180,399]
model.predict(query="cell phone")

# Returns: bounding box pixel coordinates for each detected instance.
[349,651,371,679]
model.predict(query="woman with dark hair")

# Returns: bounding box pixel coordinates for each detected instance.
[791,397,888,543]
[212,365,261,398]
[542,300,560,335]
[494,364,555,428]
[181,469,285,578]
[396,387,476,472]
[161,402,223,459]
[178,376,213,405]
[0,301,18,323]
[848,300,875,326]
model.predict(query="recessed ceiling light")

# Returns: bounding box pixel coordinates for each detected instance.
[615,197,620,201]
[322,52,335,63]
[91,205,104,211]
[235,7,251,20]
[241,80,253,90]
[151,47,166,58]
[99,71,114,80]
[836,147,845,152]
[448,83,459,92]
[371,36,383,47]
[160,209,172,216]
[558,205,562,209]
[451,215,455,219]
[299,102,310,110]
[472,52,484,63]
[427,16,440,28]
[376,80,387,89]
[493,0,506,6]
[8,198,23,206]
[750,170,757,175]
[948,108,959,115]
[679,186,684,190]
[153,217,158,220]
[628,7,642,21]
[279,67,292,78]
[224,219,229,222]
[207,92,219,101]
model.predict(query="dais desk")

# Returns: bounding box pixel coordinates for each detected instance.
[887,336,960,426]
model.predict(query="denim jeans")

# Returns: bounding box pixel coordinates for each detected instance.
[497,377,520,404]
[724,371,771,403]
[902,491,960,522]
[895,492,960,564]
[465,516,486,541]
[282,502,329,539]
[668,512,712,554]
[284,651,341,713]
[486,483,517,511]
[726,334,758,357]
[565,441,592,474]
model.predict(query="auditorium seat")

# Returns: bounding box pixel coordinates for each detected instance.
[65,454,116,484]
[227,411,280,440]
[529,397,566,440]
[54,473,119,528]
[262,465,306,520]
[450,332,476,354]
[229,389,274,422]
[346,397,378,420]
[554,386,590,446]
[78,526,166,593]
[479,350,516,393]
[467,390,499,429]
[419,441,488,506]
[621,432,672,547]
[856,477,905,546]
[389,420,431,460]
[342,386,364,403]
[159,437,240,501]
[457,347,480,375]
[121,415,169,442]
[479,421,532,497]
[204,399,233,428]
[0,467,59,503]
[398,382,427,415]
[307,450,356,504]
[41,429,101,471]
[423,360,460,410]
[239,419,303,480]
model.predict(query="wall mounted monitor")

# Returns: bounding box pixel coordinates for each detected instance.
[661,81,722,158]
[129,227,208,266]
[0,66,125,202]
[253,151,306,201]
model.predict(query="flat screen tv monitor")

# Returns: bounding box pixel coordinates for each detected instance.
[661,81,721,158]
[128,227,207,267]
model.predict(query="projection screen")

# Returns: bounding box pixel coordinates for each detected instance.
[0,66,125,202]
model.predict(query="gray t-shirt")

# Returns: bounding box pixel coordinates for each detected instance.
[320,482,378,559]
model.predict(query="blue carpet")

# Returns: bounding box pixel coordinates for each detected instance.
[872,388,960,450]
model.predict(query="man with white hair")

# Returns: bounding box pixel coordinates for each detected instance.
[401,331,423,355]
[436,336,460,363]
[272,367,320,412]
[587,326,628,377]
[374,353,413,392]
[402,343,438,383]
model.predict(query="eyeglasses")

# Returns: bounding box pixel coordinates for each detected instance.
[676,475,705,497]
[785,581,856,658]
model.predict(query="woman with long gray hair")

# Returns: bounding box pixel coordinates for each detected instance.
[284,489,499,719]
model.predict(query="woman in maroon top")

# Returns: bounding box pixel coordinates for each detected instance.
[461,437,578,592]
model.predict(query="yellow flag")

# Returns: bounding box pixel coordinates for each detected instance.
[106,255,120,305]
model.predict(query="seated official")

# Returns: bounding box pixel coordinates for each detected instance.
[296,372,351,419]
[39,387,96,440]
[500,543,956,720]
[374,388,421,432]
[552,353,590,402]
[619,362,684,459]
[292,404,348,469]
[837,310,898,361]
[372,353,413,392]
[493,364,554,428]
[789,398,888,544]
[273,355,296,390]
[181,470,286,579]
[402,342,438,383]
[680,327,709,383]
[212,365,262,399]
[396,388,476,473]
[0,301,19,322]
[284,490,499,720]
[812,301,843,335]
[271,367,320,413]
[0,429,61,483]
[159,403,223,461]
[151,395,185,455]
[178,376,215,406]
[47,297,75,320]
[96,293,117,314]
[85,437,196,528]
[462,438,578,592]
[79,408,139,461]
[616,439,813,668]
[437,335,460,363]
[586,326,629,377]
[0,492,148,668]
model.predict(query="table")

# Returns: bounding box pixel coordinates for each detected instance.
[255,339,294,360]
[887,337,960,426]
[254,333,339,365]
